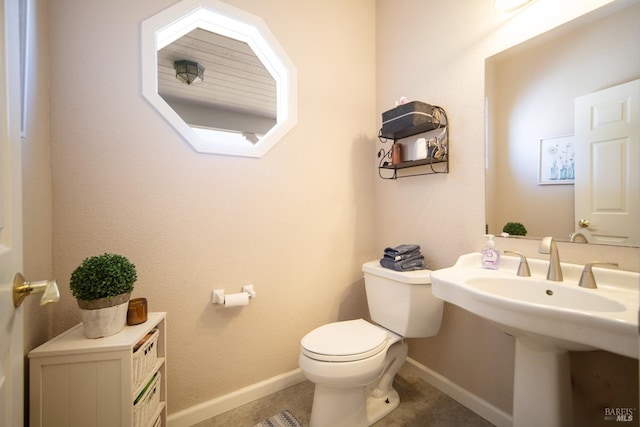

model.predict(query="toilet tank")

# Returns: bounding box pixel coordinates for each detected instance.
[362,260,443,338]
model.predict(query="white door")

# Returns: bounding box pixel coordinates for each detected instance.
[574,79,640,246]
[0,0,25,425]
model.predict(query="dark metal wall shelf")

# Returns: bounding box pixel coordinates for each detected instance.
[377,105,449,180]
[379,157,448,178]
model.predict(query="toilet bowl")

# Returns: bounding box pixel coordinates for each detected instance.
[299,261,444,427]
[299,319,407,427]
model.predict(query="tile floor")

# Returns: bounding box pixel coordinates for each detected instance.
[191,366,495,426]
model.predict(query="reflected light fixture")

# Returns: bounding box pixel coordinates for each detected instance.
[174,60,204,85]
[494,0,533,12]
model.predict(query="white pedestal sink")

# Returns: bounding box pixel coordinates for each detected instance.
[430,253,639,427]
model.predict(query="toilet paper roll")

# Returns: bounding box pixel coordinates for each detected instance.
[224,292,249,307]
[415,138,428,160]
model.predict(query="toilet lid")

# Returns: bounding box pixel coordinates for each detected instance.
[300,319,389,362]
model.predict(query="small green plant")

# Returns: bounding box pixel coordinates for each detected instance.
[502,222,528,236]
[70,253,137,301]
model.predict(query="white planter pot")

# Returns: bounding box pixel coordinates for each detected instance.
[78,293,131,339]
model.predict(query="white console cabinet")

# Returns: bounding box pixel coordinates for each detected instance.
[29,312,167,427]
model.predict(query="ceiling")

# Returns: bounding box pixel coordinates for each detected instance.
[157,28,277,119]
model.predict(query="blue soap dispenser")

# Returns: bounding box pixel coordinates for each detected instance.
[481,234,500,270]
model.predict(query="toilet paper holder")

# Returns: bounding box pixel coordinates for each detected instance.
[212,285,256,305]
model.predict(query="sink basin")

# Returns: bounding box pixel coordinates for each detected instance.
[466,277,626,312]
[430,253,639,427]
[430,253,638,358]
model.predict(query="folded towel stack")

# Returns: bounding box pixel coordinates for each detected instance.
[379,244,427,271]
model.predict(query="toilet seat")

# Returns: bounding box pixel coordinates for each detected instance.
[301,319,389,362]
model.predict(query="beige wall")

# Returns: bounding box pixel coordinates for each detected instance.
[376,0,639,416]
[22,0,639,422]
[46,0,376,414]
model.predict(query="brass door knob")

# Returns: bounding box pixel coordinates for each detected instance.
[13,273,60,307]
[578,219,590,228]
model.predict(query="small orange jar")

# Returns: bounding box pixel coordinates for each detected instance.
[127,298,148,325]
[391,143,402,165]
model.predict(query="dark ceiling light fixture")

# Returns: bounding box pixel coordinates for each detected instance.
[174,60,204,85]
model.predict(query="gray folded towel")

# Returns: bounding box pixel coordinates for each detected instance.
[383,251,419,262]
[384,244,420,257]
[380,254,426,271]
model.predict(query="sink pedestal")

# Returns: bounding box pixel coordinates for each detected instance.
[431,253,639,427]
[513,339,572,427]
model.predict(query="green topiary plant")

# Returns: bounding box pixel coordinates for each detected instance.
[502,222,528,236]
[70,253,137,302]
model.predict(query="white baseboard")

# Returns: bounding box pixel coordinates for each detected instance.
[404,357,513,427]
[167,368,306,427]
[167,358,513,427]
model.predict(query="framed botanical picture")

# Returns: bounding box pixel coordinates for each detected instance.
[538,135,575,185]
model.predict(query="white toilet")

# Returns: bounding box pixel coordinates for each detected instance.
[299,260,444,427]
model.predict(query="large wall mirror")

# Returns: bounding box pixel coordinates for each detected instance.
[485,0,640,247]
[141,0,297,158]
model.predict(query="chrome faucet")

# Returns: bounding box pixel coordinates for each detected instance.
[539,237,563,281]
[504,251,531,277]
[579,262,619,289]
